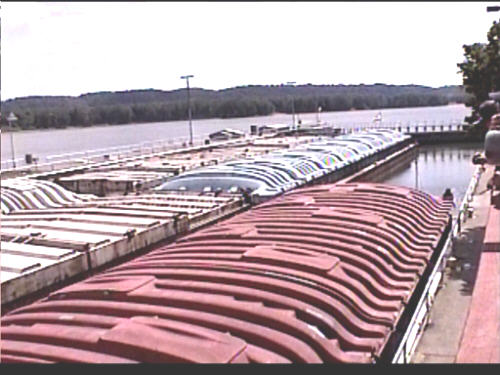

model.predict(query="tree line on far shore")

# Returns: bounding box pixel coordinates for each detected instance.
[0,84,469,130]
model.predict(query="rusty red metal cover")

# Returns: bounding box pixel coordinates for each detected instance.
[0,183,452,363]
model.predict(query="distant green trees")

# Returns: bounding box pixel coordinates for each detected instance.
[1,84,468,131]
[458,19,500,123]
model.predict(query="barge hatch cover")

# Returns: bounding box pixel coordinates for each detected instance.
[1,182,453,363]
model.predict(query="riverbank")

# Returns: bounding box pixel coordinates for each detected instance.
[0,103,470,133]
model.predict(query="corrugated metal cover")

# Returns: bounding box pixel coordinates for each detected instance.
[1,182,452,363]
[1,190,243,305]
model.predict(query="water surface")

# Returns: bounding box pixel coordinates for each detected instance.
[1,104,470,163]
[374,143,483,204]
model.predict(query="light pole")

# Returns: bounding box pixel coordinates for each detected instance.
[181,75,194,146]
[286,81,296,129]
[7,112,18,169]
[317,106,322,125]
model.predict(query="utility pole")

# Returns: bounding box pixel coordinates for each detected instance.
[7,112,18,168]
[180,75,194,146]
[286,81,296,129]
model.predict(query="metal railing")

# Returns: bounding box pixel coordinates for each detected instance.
[451,165,483,237]
[1,134,209,172]
[338,119,467,135]
[1,119,467,173]
[391,165,484,363]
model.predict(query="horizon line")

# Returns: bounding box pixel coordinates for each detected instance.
[2,82,464,102]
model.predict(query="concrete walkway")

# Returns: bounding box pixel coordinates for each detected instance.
[412,166,494,363]
[456,174,500,363]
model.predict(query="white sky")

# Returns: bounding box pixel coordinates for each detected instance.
[1,1,499,100]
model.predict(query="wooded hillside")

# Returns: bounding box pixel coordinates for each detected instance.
[0,84,469,130]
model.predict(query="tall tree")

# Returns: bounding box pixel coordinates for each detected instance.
[457,20,500,122]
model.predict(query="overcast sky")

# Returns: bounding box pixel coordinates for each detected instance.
[1,1,499,100]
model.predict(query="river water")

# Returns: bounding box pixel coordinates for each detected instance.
[1,103,481,203]
[373,143,483,205]
[1,104,469,163]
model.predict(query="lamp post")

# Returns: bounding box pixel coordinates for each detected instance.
[317,106,322,125]
[181,75,194,146]
[7,112,18,169]
[286,81,296,129]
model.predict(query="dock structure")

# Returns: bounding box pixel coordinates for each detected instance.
[338,121,473,141]
[1,185,245,307]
